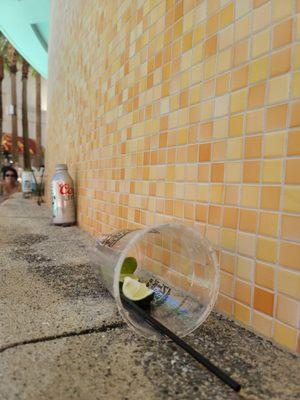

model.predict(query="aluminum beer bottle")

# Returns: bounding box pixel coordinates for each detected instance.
[22,170,32,199]
[51,164,76,225]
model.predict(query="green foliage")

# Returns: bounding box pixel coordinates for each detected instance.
[0,31,32,72]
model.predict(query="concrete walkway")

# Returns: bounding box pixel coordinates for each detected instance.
[0,194,299,400]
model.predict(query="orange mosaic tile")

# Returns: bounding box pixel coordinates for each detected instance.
[287,130,300,156]
[229,114,244,137]
[239,210,258,233]
[224,185,239,206]
[211,163,224,182]
[233,40,249,67]
[47,0,300,353]
[290,102,300,128]
[266,104,288,131]
[279,242,300,271]
[235,279,252,306]
[231,66,248,91]
[234,302,251,326]
[248,83,266,109]
[223,207,238,229]
[285,159,300,184]
[261,186,281,210]
[281,215,300,242]
[270,48,291,77]
[254,287,274,316]
[255,262,275,290]
[216,294,233,316]
[273,19,293,49]
[245,136,262,159]
[243,161,261,183]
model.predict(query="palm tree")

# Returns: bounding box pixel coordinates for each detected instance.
[7,43,18,163]
[0,53,4,171]
[34,71,42,167]
[0,32,8,171]
[21,59,30,170]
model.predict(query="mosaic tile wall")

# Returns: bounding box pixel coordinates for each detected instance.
[46,0,300,353]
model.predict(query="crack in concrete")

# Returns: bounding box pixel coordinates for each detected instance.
[0,321,126,354]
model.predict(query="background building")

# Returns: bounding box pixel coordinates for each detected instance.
[2,70,47,147]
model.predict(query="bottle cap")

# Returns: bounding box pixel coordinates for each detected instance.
[55,163,67,170]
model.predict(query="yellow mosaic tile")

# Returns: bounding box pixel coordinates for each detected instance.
[246,110,264,134]
[230,89,247,113]
[262,160,283,183]
[276,294,299,328]
[278,269,300,300]
[238,232,256,258]
[249,57,268,84]
[210,184,224,203]
[252,311,272,337]
[273,321,298,351]
[219,26,234,50]
[272,0,293,22]
[291,73,300,99]
[257,237,278,263]
[283,187,300,213]
[226,138,243,160]
[240,186,260,208]
[268,75,290,104]
[235,14,250,41]
[236,1,251,19]
[217,48,232,73]
[264,132,285,158]
[252,29,270,58]
[234,302,251,326]
[221,228,237,251]
[252,3,271,33]
[259,212,278,237]
[220,3,234,29]
[225,162,242,182]
[236,256,254,281]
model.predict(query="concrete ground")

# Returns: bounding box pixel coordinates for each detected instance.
[0,194,299,400]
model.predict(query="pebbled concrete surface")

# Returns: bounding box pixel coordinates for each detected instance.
[0,194,299,400]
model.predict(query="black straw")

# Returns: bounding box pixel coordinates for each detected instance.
[121,296,241,392]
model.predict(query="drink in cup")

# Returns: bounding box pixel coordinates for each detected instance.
[89,222,219,340]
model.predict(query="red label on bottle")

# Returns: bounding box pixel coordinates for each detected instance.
[58,183,74,196]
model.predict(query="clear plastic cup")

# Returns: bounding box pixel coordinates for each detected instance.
[89,222,219,340]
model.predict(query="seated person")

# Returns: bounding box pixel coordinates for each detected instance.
[0,166,20,202]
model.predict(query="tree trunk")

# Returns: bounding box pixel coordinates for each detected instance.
[0,56,4,172]
[8,44,18,163]
[35,73,42,167]
[22,59,30,170]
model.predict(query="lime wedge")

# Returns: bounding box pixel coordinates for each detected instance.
[119,273,139,283]
[121,257,137,275]
[122,276,153,302]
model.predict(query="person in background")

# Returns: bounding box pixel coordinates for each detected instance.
[0,166,20,203]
